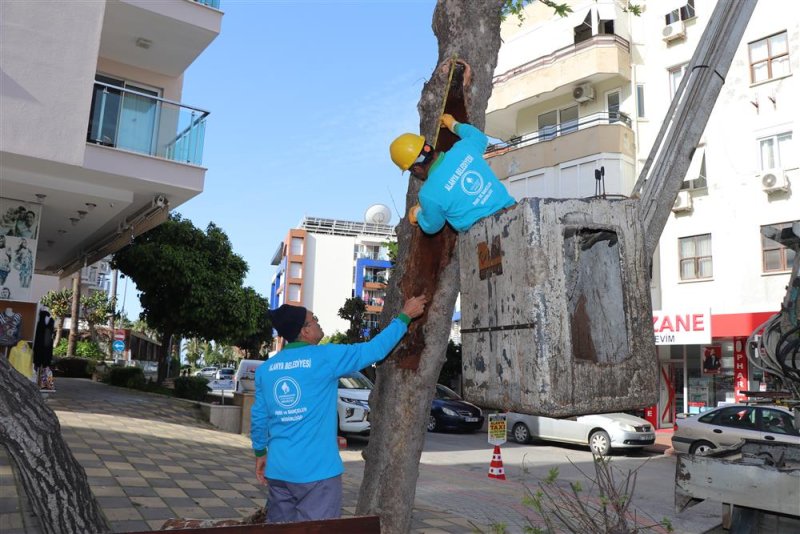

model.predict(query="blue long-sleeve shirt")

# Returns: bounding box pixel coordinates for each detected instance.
[417,123,515,234]
[251,315,409,483]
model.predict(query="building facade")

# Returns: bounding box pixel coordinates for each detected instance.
[270,217,395,340]
[1,0,221,355]
[486,0,798,428]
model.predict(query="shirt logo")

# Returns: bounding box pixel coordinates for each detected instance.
[273,377,301,408]
[461,171,484,196]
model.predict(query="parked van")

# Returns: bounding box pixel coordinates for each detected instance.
[234,359,267,393]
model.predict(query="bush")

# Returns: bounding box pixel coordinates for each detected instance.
[53,339,105,360]
[173,376,210,401]
[52,358,95,378]
[106,366,145,388]
[53,339,68,357]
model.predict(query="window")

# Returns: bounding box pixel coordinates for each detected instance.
[636,84,646,118]
[681,149,707,190]
[606,91,620,123]
[574,11,592,44]
[287,283,301,302]
[669,64,688,98]
[560,105,579,134]
[759,132,794,170]
[679,234,712,281]
[290,236,304,255]
[710,406,757,430]
[761,222,796,272]
[88,75,160,152]
[538,106,579,140]
[665,0,695,25]
[749,32,790,83]
[759,408,799,436]
[289,262,302,278]
[538,110,558,141]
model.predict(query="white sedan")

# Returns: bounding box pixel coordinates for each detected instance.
[507,411,655,455]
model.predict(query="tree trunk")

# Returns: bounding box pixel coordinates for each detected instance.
[0,358,110,533]
[67,274,80,357]
[157,330,173,384]
[53,317,64,348]
[356,2,504,532]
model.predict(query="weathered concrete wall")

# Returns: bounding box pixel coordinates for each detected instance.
[459,197,658,416]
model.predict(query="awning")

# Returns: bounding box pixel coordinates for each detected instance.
[685,146,706,182]
[568,8,591,27]
[596,3,617,21]
[711,312,778,338]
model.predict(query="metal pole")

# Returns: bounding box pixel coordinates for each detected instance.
[67,274,80,358]
[108,268,118,358]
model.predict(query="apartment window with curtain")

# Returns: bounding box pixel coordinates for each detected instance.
[679,234,713,281]
[538,106,579,140]
[759,132,794,170]
[761,222,796,272]
[749,32,790,83]
[665,0,696,24]
[636,84,646,118]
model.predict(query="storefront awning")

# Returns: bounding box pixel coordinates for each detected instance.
[711,312,778,337]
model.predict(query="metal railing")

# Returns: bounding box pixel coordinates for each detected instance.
[87,82,210,165]
[486,111,631,156]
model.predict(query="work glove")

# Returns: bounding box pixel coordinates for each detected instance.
[440,113,457,132]
[408,204,421,225]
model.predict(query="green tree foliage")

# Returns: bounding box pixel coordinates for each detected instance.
[184,337,202,368]
[338,296,367,343]
[112,214,264,383]
[81,291,113,343]
[226,287,272,358]
[384,240,398,264]
[322,331,349,345]
[40,287,72,347]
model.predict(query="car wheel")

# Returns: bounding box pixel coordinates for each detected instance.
[689,440,716,455]
[513,423,531,444]
[589,430,611,456]
[427,414,439,432]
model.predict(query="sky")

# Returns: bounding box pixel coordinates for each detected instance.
[120,0,441,320]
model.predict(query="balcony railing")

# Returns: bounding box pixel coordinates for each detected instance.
[193,0,221,8]
[87,82,210,165]
[486,111,631,157]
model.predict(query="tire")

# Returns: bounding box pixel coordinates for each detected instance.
[589,430,611,456]
[513,422,531,444]
[689,440,716,455]
[427,414,439,432]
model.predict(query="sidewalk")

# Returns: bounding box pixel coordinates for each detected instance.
[2,379,693,534]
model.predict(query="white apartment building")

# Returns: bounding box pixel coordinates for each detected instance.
[1,0,221,349]
[270,217,395,341]
[486,0,798,428]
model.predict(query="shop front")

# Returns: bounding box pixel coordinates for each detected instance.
[647,310,777,430]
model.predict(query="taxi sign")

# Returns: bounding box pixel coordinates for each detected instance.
[488,413,507,445]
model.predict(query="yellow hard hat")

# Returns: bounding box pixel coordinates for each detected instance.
[390,133,426,171]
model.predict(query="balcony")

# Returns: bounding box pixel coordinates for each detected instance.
[487,34,631,133]
[87,82,209,165]
[99,0,222,77]
[485,112,635,180]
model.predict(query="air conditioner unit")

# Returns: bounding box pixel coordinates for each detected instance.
[572,83,595,103]
[672,190,693,212]
[662,20,686,42]
[759,169,789,193]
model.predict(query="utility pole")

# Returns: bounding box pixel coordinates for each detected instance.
[107,268,118,357]
[67,273,80,357]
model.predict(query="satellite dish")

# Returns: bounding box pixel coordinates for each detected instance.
[365,204,392,225]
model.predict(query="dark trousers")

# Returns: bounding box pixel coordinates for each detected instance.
[266,474,342,523]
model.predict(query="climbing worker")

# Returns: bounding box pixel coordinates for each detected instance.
[389,113,516,234]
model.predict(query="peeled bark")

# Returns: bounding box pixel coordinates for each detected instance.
[356,2,505,532]
[0,358,110,534]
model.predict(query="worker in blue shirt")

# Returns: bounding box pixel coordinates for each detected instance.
[390,113,515,234]
[251,294,427,523]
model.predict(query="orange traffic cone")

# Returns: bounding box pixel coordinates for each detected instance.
[487,445,506,480]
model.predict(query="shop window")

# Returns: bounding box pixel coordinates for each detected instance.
[761,222,795,272]
[679,234,712,281]
[749,32,790,83]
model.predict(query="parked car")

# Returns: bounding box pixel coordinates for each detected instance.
[427,384,484,433]
[338,371,373,436]
[215,368,235,380]
[672,404,800,455]
[507,411,655,455]
[194,366,218,379]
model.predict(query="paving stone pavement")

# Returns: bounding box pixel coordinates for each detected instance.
[4,378,701,534]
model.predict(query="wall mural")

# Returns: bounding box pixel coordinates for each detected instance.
[0,198,42,302]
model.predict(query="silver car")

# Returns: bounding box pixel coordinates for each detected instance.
[507,411,655,455]
[672,404,800,455]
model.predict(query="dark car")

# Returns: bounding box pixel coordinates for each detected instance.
[427,384,484,433]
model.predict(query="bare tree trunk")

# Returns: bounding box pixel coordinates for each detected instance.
[0,358,110,533]
[356,2,504,532]
[157,330,173,384]
[53,317,64,348]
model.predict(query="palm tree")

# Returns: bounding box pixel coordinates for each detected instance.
[184,337,202,369]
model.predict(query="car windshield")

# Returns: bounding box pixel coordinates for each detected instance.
[435,384,461,400]
[338,373,374,389]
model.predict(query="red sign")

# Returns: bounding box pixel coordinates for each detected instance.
[644,405,658,427]
[114,330,126,341]
[733,337,749,402]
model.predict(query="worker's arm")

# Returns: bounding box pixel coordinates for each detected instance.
[452,122,489,153]
[250,368,268,478]
[416,196,447,234]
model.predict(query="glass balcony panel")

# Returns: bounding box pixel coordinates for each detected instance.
[87,82,209,165]
[194,0,220,8]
